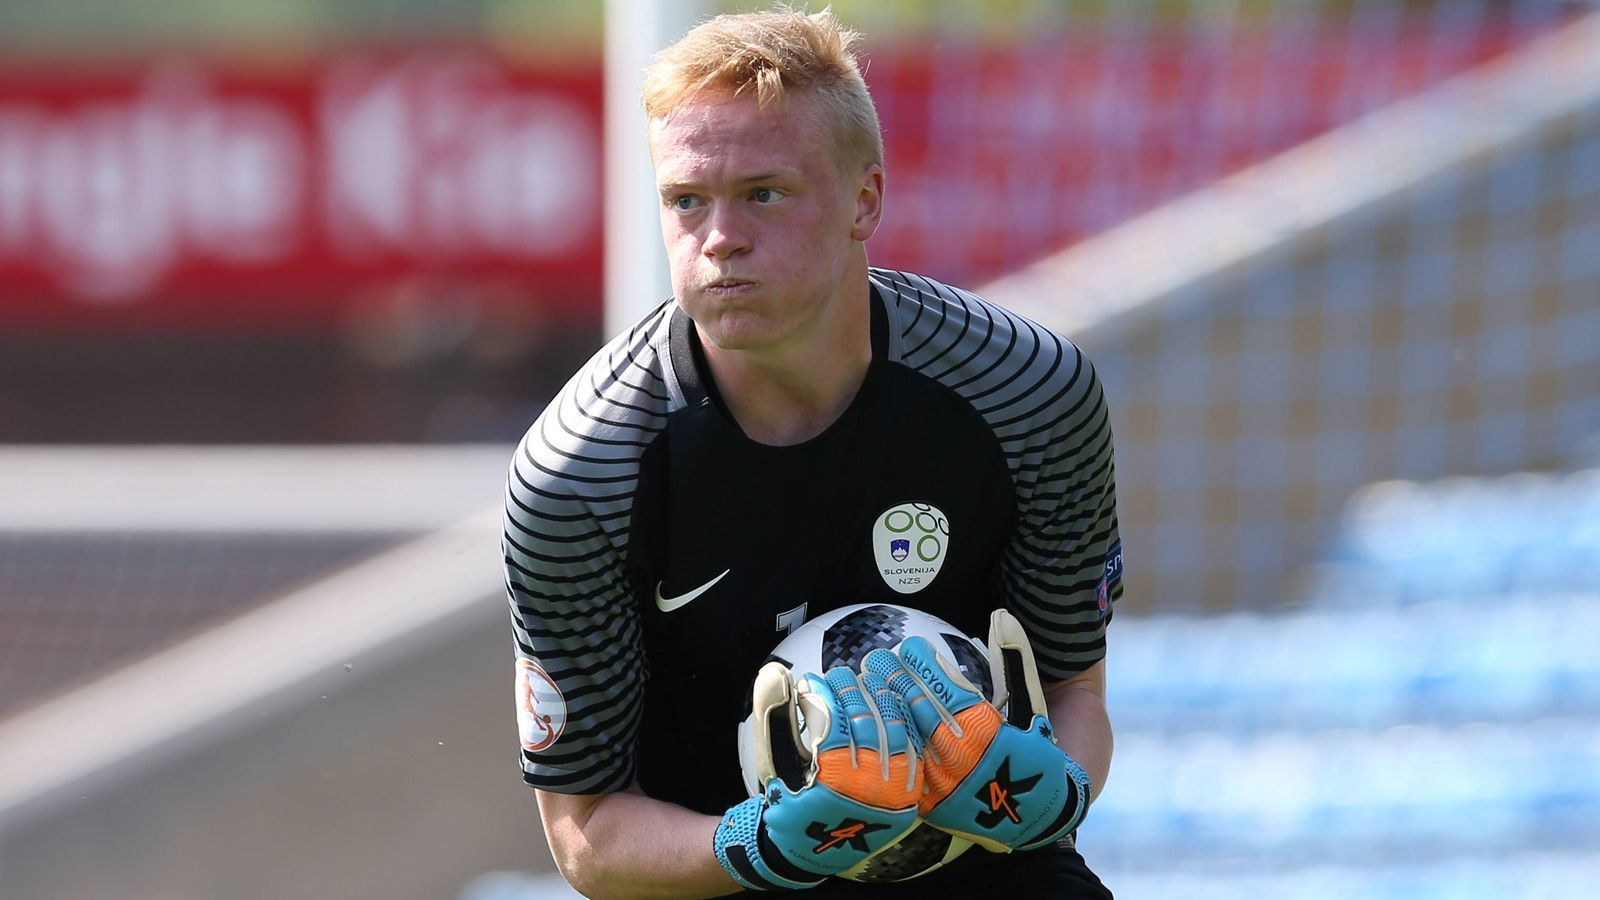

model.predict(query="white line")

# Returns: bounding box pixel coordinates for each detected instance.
[0,504,505,822]
[0,444,513,532]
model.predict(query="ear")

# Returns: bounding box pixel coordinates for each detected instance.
[849,163,885,243]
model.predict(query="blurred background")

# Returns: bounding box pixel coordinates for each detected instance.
[1,1,1597,898]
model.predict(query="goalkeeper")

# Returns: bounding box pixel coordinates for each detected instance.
[503,6,1120,897]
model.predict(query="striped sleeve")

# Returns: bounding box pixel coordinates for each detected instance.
[879,269,1123,681]
[503,307,674,794]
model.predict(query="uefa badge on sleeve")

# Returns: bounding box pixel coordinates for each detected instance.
[1096,540,1123,619]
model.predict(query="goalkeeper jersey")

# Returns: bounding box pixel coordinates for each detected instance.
[503,267,1123,810]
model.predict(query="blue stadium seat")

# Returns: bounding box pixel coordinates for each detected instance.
[1092,469,1600,894]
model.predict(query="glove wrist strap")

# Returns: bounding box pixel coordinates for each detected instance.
[1015,753,1094,852]
[713,796,828,892]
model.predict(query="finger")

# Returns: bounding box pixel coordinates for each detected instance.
[822,666,884,755]
[797,672,845,753]
[897,636,985,716]
[747,661,802,789]
[861,647,942,739]
[988,608,1047,726]
[859,669,911,753]
[859,668,919,792]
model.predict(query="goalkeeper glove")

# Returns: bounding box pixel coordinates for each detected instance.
[714,662,922,890]
[862,609,1092,853]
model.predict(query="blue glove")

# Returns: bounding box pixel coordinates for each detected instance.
[715,662,922,890]
[861,609,1092,853]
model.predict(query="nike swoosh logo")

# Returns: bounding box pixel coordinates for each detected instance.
[654,569,731,613]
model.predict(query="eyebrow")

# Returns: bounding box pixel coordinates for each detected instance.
[657,169,802,194]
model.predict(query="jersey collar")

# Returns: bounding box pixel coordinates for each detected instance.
[668,283,889,413]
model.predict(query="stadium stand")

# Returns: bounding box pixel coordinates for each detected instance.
[1090,467,1600,897]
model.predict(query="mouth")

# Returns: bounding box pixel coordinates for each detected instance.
[704,278,756,296]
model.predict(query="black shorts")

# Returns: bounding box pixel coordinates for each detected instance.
[801,841,1113,898]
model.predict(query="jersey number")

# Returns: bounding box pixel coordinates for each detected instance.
[775,602,808,637]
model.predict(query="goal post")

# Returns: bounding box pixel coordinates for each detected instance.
[603,0,715,338]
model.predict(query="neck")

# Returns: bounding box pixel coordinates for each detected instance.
[699,276,873,447]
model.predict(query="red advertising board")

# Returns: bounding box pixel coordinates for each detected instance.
[0,51,603,331]
[0,16,1554,334]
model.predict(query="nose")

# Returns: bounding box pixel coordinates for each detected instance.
[702,207,751,260]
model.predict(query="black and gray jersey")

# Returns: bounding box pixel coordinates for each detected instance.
[503,267,1123,810]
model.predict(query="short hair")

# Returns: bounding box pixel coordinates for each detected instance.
[641,7,884,172]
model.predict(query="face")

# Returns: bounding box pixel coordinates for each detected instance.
[649,90,883,353]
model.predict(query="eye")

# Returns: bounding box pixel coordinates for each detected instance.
[671,194,703,211]
[751,187,782,204]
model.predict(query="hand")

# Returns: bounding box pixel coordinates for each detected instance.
[862,609,1092,853]
[715,662,922,890]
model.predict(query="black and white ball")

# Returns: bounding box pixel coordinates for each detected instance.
[737,603,997,883]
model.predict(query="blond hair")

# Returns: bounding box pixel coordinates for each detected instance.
[641,7,884,172]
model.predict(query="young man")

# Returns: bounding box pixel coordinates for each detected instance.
[504,9,1120,897]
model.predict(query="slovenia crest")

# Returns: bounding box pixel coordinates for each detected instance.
[872,502,949,594]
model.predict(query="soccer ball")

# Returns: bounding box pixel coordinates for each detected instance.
[736,603,998,883]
